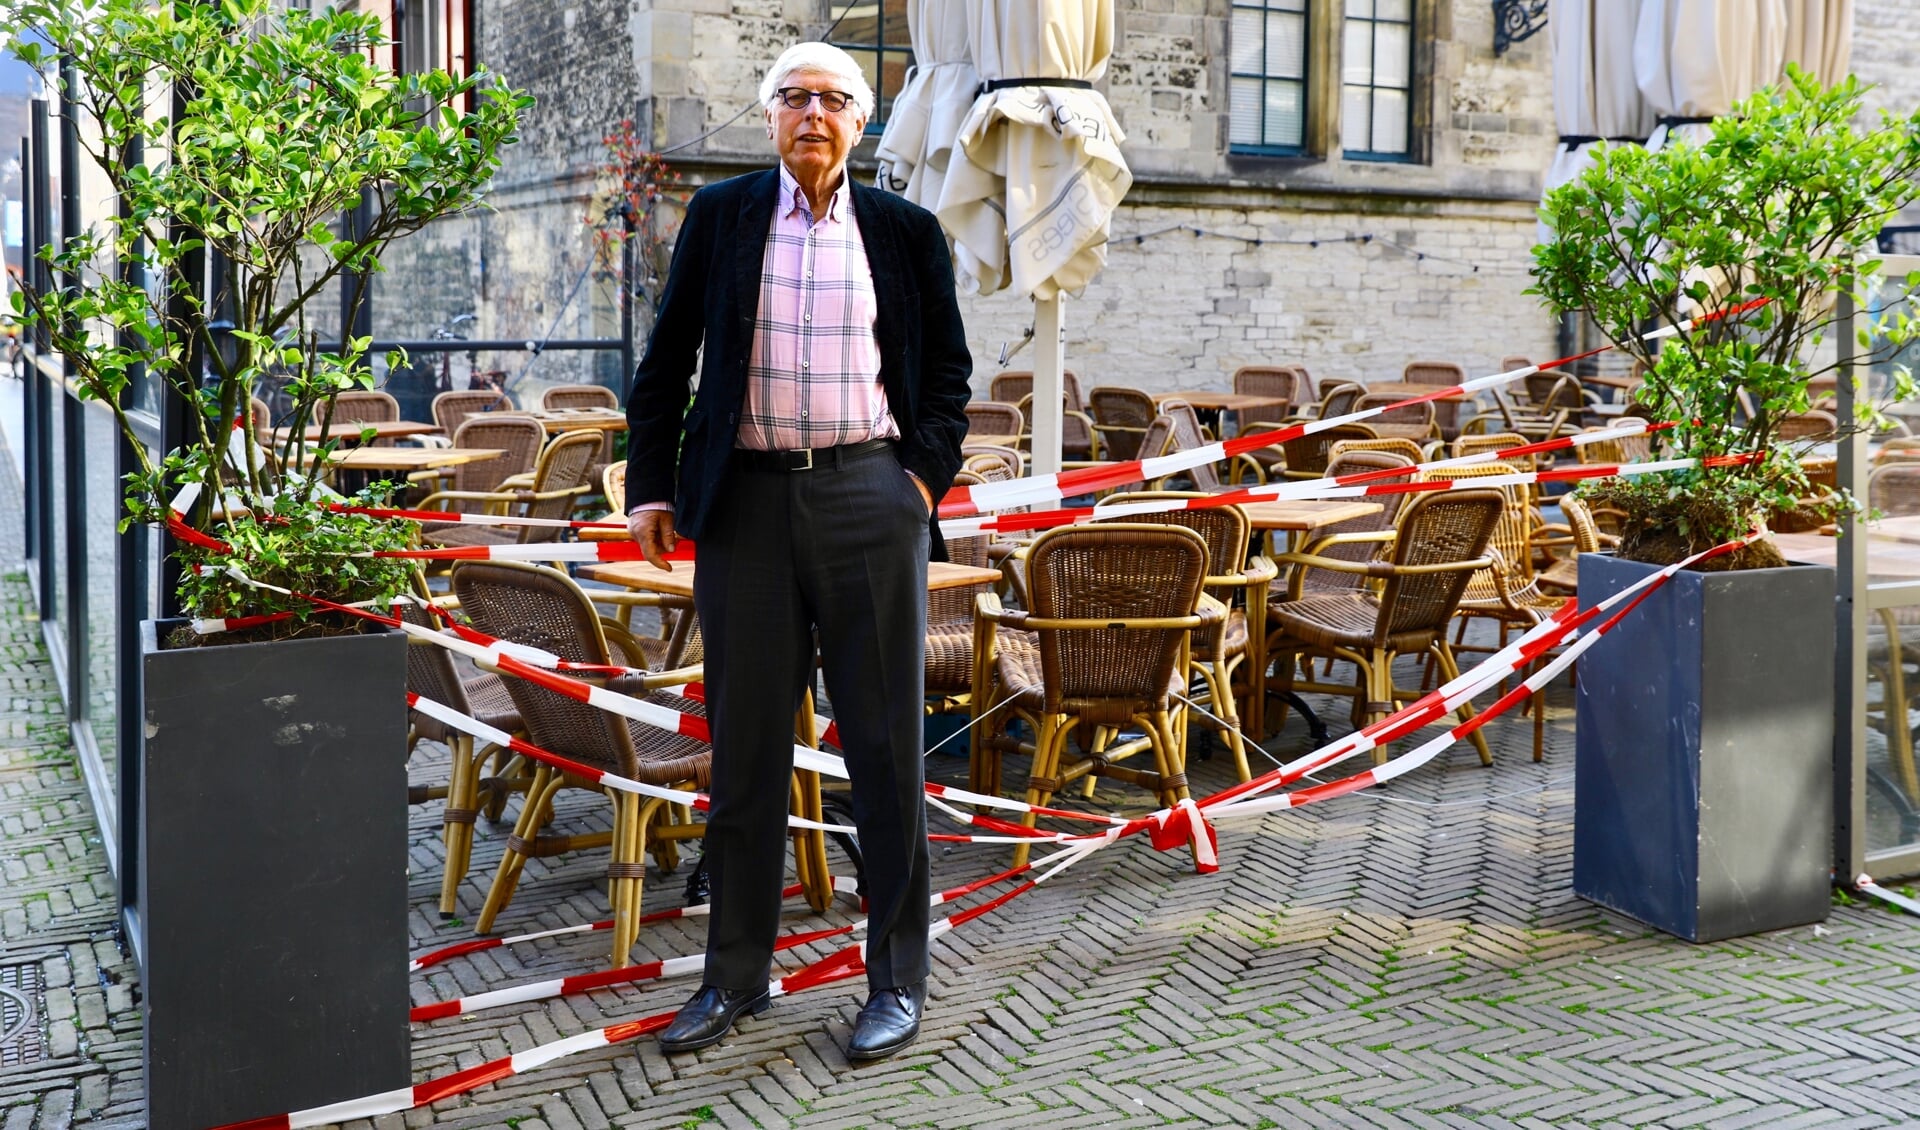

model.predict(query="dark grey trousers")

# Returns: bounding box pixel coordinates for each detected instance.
[692,444,932,993]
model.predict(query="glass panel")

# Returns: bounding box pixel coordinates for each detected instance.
[83,398,119,782]
[880,50,911,106]
[1264,80,1305,148]
[1372,87,1410,153]
[1266,11,1306,80]
[1274,0,1308,10]
[882,0,909,47]
[363,211,483,423]
[1375,20,1411,88]
[1230,77,1263,145]
[1231,8,1264,73]
[1346,0,1374,16]
[1866,610,1920,857]
[836,1,881,44]
[1342,19,1374,85]
[1341,85,1371,152]
[1377,0,1412,19]
[46,372,65,626]
[853,49,881,114]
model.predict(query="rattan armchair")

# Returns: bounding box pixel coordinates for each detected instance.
[317,388,401,446]
[992,368,1085,413]
[408,414,545,507]
[1317,381,1365,421]
[1096,494,1276,781]
[420,428,600,547]
[928,471,1004,713]
[969,524,1221,867]
[1088,386,1157,461]
[1015,392,1101,460]
[1268,422,1380,481]
[966,400,1025,441]
[452,560,722,966]
[1355,391,1439,443]
[1266,489,1504,765]
[433,388,517,436]
[1329,436,1426,466]
[541,384,622,482]
[1401,360,1469,439]
[1536,493,1612,596]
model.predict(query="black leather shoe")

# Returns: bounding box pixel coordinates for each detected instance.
[846,981,926,1062]
[657,984,770,1053]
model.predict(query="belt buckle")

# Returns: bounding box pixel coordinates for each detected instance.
[793,448,814,471]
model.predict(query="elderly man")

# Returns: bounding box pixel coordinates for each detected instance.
[624,42,972,1061]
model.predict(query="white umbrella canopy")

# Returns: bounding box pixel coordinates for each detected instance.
[1781,0,1852,84]
[1544,0,1651,218]
[873,0,978,211]
[1634,0,1789,149]
[934,0,1132,301]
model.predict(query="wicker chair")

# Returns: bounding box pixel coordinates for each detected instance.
[1355,391,1438,442]
[452,560,719,967]
[1088,386,1157,461]
[968,524,1222,866]
[541,384,622,483]
[1536,493,1612,596]
[1269,422,1379,481]
[1574,424,1652,466]
[1499,355,1534,372]
[1421,461,1565,760]
[1229,367,1299,478]
[420,428,600,546]
[1160,400,1229,490]
[1778,410,1839,442]
[962,444,1024,479]
[966,400,1025,441]
[249,395,274,443]
[928,472,1004,715]
[1015,392,1100,460]
[1096,493,1277,781]
[1329,436,1426,466]
[1266,490,1503,765]
[1317,381,1365,421]
[433,388,517,436]
[316,388,401,446]
[399,595,526,917]
[410,414,546,509]
[992,369,1084,413]
[1451,432,1532,467]
[1402,360,1469,439]
[1290,451,1418,598]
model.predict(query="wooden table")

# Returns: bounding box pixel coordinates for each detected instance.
[1153,391,1291,413]
[1237,498,1384,536]
[289,446,505,475]
[271,420,441,444]
[1774,531,1920,579]
[526,408,628,434]
[581,559,1001,601]
[966,434,1023,449]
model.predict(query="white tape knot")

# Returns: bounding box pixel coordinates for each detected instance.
[1148,798,1219,874]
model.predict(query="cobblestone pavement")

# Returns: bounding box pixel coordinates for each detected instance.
[6,437,1920,1128]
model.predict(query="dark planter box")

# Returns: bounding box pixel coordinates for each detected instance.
[1573,553,1834,943]
[139,620,410,1130]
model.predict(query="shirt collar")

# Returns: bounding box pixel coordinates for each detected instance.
[778,163,849,223]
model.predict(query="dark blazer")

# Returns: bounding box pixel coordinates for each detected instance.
[624,168,974,558]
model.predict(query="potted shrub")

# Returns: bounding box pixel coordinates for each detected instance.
[1532,70,1920,942]
[4,2,527,1125]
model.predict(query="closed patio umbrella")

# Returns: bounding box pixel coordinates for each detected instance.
[873,0,978,211]
[933,0,1132,475]
[1634,0,1789,149]
[1542,0,1651,236]
[1781,0,1852,83]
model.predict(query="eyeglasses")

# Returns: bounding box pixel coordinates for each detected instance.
[774,87,855,113]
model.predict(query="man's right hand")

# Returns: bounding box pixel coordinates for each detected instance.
[628,509,679,572]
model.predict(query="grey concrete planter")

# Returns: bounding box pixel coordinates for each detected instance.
[138,620,409,1130]
[1572,553,1834,943]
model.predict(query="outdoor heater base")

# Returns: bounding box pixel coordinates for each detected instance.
[1573,554,1834,943]
[138,620,410,1130]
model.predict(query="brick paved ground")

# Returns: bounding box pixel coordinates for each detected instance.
[6,418,1920,1127]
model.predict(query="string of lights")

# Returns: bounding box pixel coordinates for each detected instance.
[1117,224,1486,272]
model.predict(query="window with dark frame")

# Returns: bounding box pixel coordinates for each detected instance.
[1229,0,1311,155]
[1340,0,1414,160]
[831,0,914,133]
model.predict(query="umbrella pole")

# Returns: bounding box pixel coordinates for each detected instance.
[1031,294,1066,477]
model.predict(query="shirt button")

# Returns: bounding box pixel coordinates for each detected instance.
[801,410,810,418]
[802,361,810,369]
[806,271,813,279]
[803,314,811,322]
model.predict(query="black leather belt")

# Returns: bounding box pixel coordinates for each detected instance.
[734,437,896,472]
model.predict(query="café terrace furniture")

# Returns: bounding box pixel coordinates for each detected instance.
[1266,489,1504,766]
[1015,392,1101,460]
[966,400,1025,444]
[452,560,719,968]
[991,368,1085,415]
[316,389,402,446]
[1329,435,1426,466]
[433,388,519,436]
[406,415,547,509]
[1400,360,1470,439]
[419,427,601,549]
[1088,386,1157,461]
[1354,390,1440,444]
[541,383,623,483]
[967,523,1220,867]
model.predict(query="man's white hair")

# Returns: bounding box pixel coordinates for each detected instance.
[759,42,875,120]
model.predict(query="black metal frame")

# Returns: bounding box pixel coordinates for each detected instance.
[1492,0,1549,56]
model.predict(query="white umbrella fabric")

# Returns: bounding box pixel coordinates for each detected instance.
[1781,0,1852,83]
[932,0,1132,475]
[1634,0,1789,149]
[873,0,978,211]
[1542,0,1651,234]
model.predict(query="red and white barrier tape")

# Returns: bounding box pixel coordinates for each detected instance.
[331,502,629,530]
[371,539,696,563]
[1854,875,1920,917]
[938,298,1766,521]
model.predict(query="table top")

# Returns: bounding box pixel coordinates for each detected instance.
[527,408,628,433]
[966,434,1023,449]
[1580,374,1642,390]
[1236,499,1384,531]
[1772,531,1920,579]
[292,446,505,472]
[579,559,1002,599]
[1153,391,1291,412]
[271,420,442,443]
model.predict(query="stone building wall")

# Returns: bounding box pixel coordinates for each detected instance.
[371,0,1920,401]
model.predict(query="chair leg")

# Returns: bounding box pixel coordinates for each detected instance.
[1433,643,1493,766]
[608,792,655,969]
[476,765,561,935]
[792,769,833,913]
[1531,657,1547,762]
[1015,714,1069,869]
[1364,651,1392,766]
[438,734,477,918]
[1210,658,1250,783]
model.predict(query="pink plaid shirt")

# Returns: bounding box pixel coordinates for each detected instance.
[632,166,901,514]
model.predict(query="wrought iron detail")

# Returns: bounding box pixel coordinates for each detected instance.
[1493,0,1550,55]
